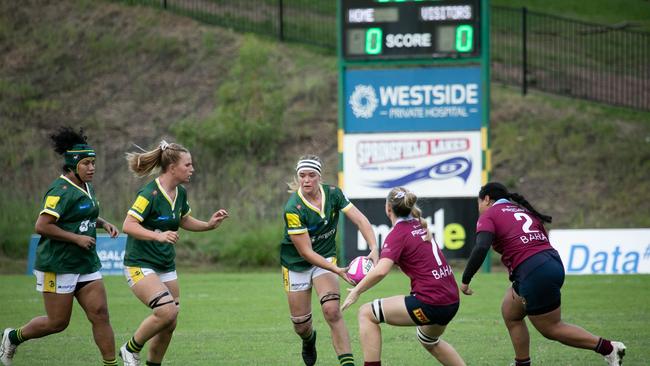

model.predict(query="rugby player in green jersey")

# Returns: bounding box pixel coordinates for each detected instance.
[281,155,379,366]
[1,127,120,366]
[119,140,228,366]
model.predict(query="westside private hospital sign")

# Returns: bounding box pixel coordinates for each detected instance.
[344,66,482,132]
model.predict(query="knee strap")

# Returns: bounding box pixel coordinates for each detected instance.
[416,327,440,346]
[320,293,340,305]
[291,312,313,325]
[148,291,175,309]
[371,299,385,323]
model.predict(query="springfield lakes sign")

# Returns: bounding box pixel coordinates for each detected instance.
[343,131,481,198]
[345,66,482,132]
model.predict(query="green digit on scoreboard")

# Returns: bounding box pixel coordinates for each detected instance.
[365,27,383,55]
[455,25,473,52]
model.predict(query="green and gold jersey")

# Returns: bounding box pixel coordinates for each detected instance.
[280,184,353,271]
[123,178,191,272]
[35,175,101,274]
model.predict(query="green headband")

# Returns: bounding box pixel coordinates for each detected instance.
[64,144,96,173]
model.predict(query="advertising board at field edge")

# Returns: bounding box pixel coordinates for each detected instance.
[344,66,482,133]
[26,234,126,275]
[343,198,478,264]
[549,229,650,275]
[343,131,481,198]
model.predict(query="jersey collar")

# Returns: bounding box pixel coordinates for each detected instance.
[298,184,326,218]
[60,175,93,201]
[494,198,511,205]
[155,177,178,210]
[395,215,415,224]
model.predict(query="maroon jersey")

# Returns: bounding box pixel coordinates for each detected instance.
[381,218,459,306]
[477,200,554,274]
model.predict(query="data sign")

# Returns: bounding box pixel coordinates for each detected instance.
[342,0,481,60]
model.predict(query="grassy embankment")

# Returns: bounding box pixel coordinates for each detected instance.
[0,0,648,273]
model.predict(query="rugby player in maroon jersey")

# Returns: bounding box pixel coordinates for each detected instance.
[461,182,626,366]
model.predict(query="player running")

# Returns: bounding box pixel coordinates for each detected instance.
[281,154,378,366]
[461,182,626,366]
[1,127,120,366]
[118,140,229,366]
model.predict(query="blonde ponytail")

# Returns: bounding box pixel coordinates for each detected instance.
[126,140,189,178]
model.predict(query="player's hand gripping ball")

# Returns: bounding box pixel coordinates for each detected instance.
[346,256,374,285]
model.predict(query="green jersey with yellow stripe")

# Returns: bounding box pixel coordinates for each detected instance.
[281,184,352,271]
[35,175,101,274]
[123,178,191,272]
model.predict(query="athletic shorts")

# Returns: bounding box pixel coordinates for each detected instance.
[34,270,102,294]
[282,257,336,292]
[124,266,178,288]
[404,295,459,326]
[512,251,565,315]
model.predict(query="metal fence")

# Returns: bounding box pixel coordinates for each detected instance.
[492,6,650,110]
[122,0,336,48]
[119,0,650,111]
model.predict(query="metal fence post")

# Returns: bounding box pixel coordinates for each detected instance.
[522,7,527,95]
[279,0,284,41]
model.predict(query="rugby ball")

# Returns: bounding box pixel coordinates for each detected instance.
[346,256,374,285]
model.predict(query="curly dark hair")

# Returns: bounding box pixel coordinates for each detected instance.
[50,126,88,155]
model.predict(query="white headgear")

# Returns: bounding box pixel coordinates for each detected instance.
[296,159,321,175]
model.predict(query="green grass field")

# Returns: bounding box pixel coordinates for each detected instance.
[0,272,648,365]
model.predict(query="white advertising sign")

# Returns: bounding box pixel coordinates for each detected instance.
[549,229,650,275]
[342,131,482,198]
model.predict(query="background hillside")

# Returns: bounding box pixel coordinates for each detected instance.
[1,0,649,272]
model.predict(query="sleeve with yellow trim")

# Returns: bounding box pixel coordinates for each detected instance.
[180,186,191,218]
[127,189,153,222]
[332,185,353,213]
[284,206,307,236]
[39,184,71,221]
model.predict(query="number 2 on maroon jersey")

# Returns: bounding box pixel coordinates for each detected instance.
[514,212,539,233]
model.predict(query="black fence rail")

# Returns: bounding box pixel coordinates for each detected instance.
[492,6,650,111]
[122,0,336,49]
[118,0,650,111]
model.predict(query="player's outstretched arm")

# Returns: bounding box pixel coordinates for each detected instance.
[341,258,393,311]
[291,232,355,285]
[460,231,494,295]
[180,209,229,232]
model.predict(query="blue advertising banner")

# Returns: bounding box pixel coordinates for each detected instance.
[26,234,127,275]
[345,66,482,133]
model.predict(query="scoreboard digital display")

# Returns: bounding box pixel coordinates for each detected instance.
[341,0,481,61]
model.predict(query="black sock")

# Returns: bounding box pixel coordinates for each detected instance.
[8,328,25,345]
[338,353,354,366]
[145,362,161,366]
[126,336,144,353]
[515,357,531,366]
